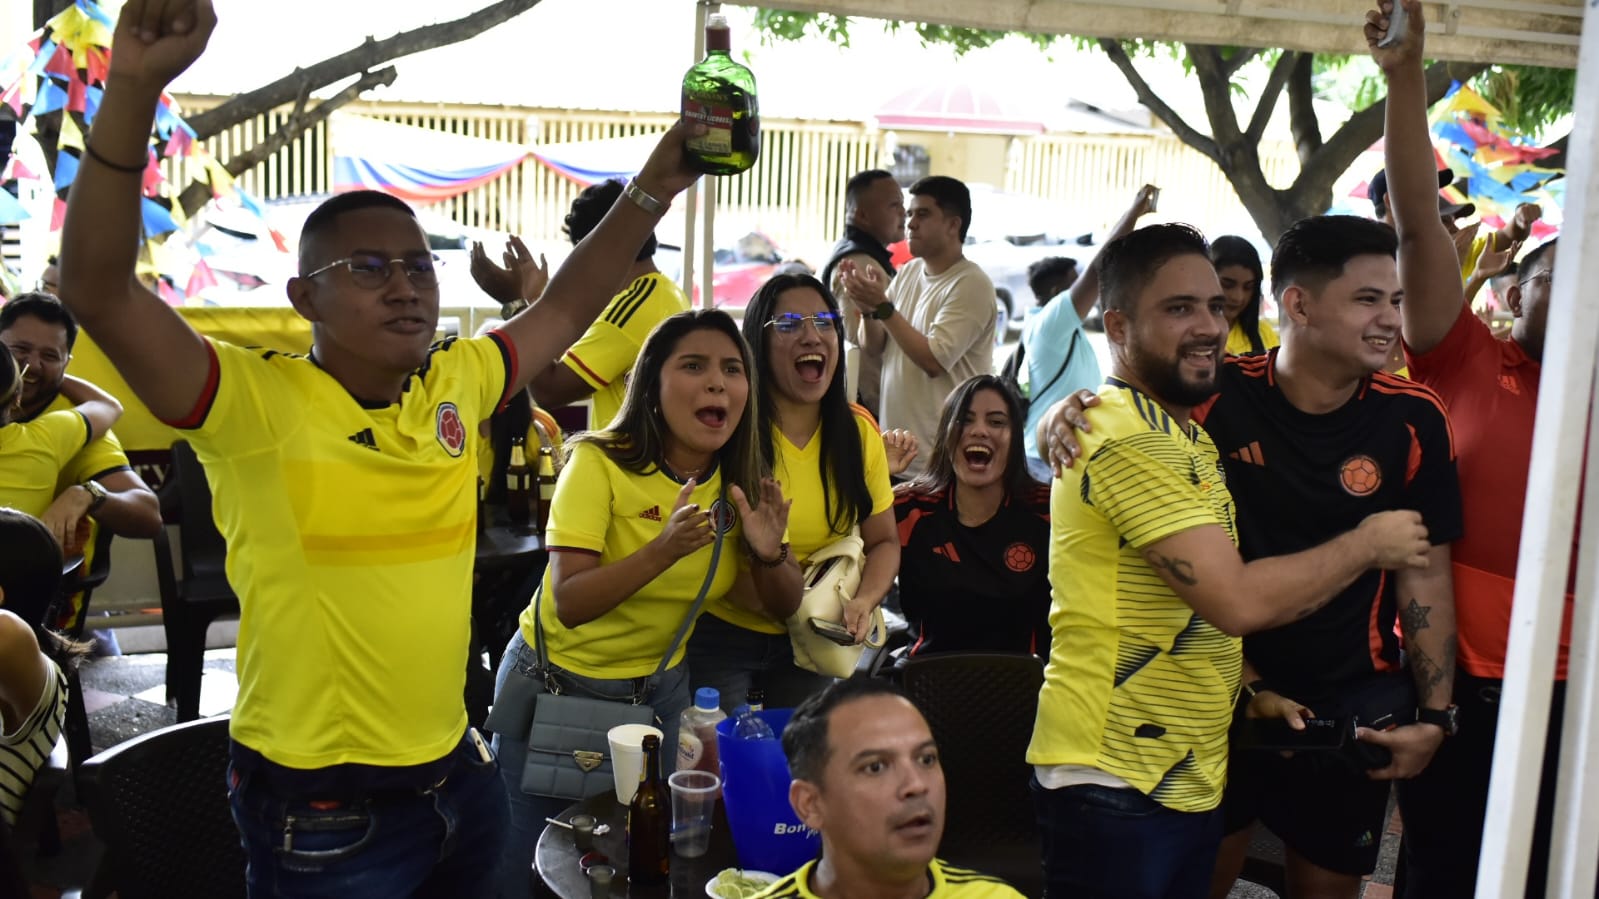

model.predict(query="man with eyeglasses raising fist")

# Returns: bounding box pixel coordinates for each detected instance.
[57,1,708,895]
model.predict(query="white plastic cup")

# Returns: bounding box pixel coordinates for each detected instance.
[667,769,720,858]
[607,723,663,804]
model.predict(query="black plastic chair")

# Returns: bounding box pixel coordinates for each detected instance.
[78,714,243,899]
[155,441,240,722]
[57,525,116,774]
[899,652,1045,897]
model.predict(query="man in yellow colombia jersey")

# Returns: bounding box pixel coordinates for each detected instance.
[1028,224,1432,898]
[56,3,708,894]
[524,178,690,430]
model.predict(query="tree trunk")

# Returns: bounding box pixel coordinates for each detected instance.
[33,0,71,30]
[1124,43,1490,242]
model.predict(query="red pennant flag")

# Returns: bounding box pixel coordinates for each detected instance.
[49,197,67,231]
[186,259,219,297]
[164,127,193,158]
[66,76,87,114]
[43,43,75,79]
[84,47,109,85]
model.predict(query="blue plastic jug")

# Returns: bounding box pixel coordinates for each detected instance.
[715,708,821,875]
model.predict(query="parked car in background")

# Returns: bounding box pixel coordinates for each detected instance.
[654,231,796,312]
[963,184,1097,322]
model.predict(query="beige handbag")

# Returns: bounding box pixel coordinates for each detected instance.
[786,529,886,678]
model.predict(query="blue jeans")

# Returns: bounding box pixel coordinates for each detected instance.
[488,630,692,899]
[227,730,508,899]
[1033,777,1222,899]
[684,613,834,714]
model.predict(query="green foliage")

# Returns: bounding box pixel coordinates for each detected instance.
[1478,66,1576,134]
[751,9,1047,54]
[751,8,1573,133]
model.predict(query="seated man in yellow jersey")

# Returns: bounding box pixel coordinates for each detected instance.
[756,677,1025,899]
[1027,223,1432,899]
[506,178,691,431]
[0,293,162,609]
[57,2,708,895]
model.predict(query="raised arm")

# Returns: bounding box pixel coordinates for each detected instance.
[498,129,702,388]
[1141,510,1430,637]
[56,375,123,442]
[1367,0,1466,354]
[58,1,217,425]
[1070,185,1157,321]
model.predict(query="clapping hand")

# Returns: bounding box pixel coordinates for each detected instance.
[837,259,889,312]
[653,479,714,562]
[730,478,792,563]
[882,429,919,477]
[471,236,548,307]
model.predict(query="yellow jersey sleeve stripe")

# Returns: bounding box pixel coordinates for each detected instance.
[603,277,656,327]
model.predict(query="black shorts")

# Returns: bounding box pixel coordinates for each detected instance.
[1223,729,1393,876]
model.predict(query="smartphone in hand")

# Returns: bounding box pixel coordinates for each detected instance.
[1379,1,1409,47]
[807,617,856,646]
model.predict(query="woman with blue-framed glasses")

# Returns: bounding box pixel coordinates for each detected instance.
[685,273,900,712]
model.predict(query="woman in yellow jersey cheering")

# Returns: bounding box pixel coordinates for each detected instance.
[687,274,899,713]
[487,310,801,898]
[1212,236,1280,356]
[0,345,123,550]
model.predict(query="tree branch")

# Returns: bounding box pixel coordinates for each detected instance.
[177,67,398,217]
[1287,52,1321,165]
[1188,45,1242,146]
[1245,51,1298,146]
[1541,133,1568,172]
[1222,47,1263,79]
[182,0,542,141]
[1097,38,1218,163]
[1293,60,1491,205]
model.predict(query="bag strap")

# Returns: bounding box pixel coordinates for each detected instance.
[1033,328,1081,401]
[533,480,728,697]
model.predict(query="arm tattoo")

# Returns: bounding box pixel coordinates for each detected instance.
[1401,595,1453,703]
[1148,552,1199,586]
[1401,598,1432,631]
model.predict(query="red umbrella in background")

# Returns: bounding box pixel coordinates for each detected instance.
[873,80,1048,136]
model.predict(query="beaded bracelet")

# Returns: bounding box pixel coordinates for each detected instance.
[747,540,789,568]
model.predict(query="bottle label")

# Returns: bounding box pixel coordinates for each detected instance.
[678,731,704,768]
[684,98,735,155]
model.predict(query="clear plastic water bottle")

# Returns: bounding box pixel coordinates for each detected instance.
[678,688,727,775]
[732,703,776,741]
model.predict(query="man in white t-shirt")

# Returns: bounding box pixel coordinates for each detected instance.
[840,176,995,479]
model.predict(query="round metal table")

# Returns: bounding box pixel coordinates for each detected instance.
[534,791,740,898]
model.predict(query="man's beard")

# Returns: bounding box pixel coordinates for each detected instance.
[1128,341,1220,407]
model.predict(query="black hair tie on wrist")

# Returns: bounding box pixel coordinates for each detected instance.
[85,143,148,174]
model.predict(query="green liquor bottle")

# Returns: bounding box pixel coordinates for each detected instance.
[682,14,760,175]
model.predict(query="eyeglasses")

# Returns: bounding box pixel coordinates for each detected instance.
[4,343,67,367]
[303,253,440,289]
[764,312,841,336]
[1518,271,1552,288]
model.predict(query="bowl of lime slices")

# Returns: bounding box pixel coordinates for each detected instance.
[706,868,779,898]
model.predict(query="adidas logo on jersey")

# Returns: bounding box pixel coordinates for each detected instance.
[639,505,662,522]
[348,428,378,451]
[1227,440,1265,465]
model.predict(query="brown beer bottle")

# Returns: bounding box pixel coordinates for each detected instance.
[628,734,671,884]
[682,14,759,175]
[534,442,556,534]
[505,437,531,527]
